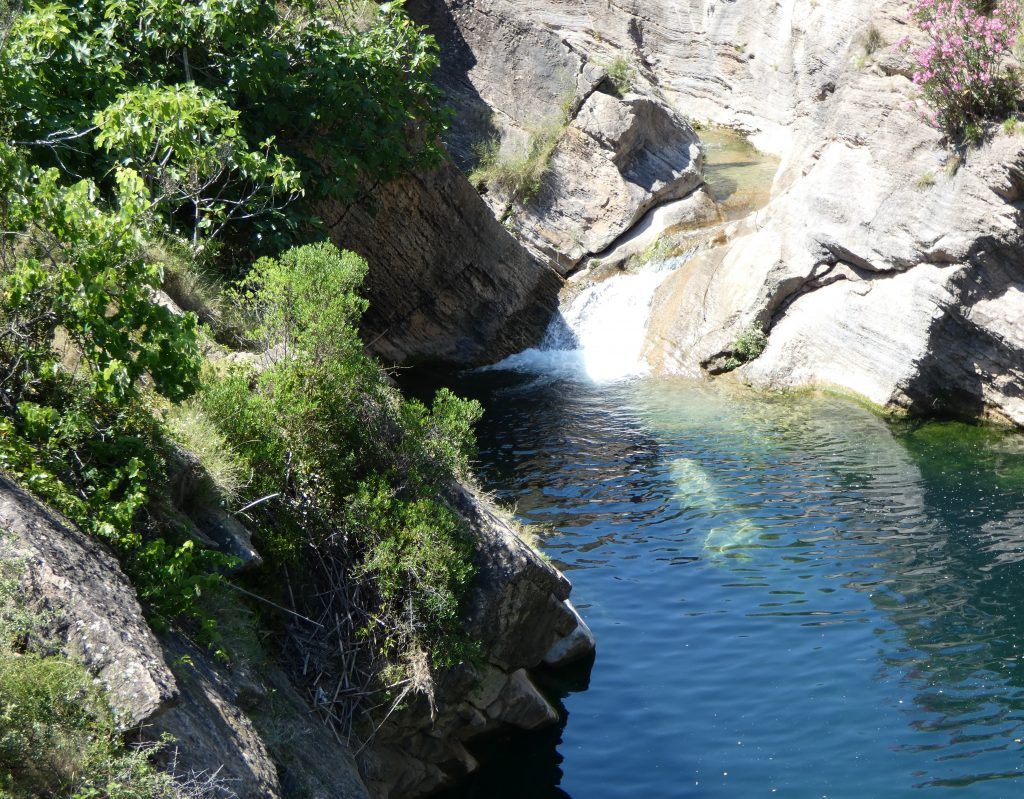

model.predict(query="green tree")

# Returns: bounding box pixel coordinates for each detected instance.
[0,143,223,626]
[1,0,447,250]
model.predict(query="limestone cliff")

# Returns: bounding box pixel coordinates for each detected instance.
[413,0,1024,427]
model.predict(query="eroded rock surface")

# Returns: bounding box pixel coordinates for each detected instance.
[511,92,704,272]
[417,0,1024,426]
[0,473,177,727]
[321,161,561,367]
[409,0,705,272]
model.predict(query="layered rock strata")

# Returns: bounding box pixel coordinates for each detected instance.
[415,0,1024,426]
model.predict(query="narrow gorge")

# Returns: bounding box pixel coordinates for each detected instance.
[3,0,1024,797]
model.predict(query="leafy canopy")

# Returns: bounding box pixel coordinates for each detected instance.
[0,143,223,629]
[1,0,447,248]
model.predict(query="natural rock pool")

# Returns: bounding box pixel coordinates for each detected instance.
[439,373,1024,798]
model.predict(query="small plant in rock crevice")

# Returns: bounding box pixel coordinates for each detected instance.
[915,170,938,188]
[469,107,571,205]
[603,55,635,95]
[721,325,769,372]
[863,23,885,55]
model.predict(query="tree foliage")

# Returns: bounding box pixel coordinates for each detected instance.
[0,143,225,630]
[1,0,447,249]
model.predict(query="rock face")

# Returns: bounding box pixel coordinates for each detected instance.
[408,0,705,273]
[0,473,177,727]
[417,0,1024,427]
[511,92,704,272]
[638,2,1024,427]
[321,160,561,367]
[0,471,590,799]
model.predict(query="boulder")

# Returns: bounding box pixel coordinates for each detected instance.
[509,92,704,272]
[0,473,178,727]
[543,600,596,668]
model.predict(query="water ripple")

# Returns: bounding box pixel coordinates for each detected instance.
[437,375,1024,799]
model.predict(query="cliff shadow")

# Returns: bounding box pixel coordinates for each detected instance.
[406,0,500,171]
[902,234,1024,424]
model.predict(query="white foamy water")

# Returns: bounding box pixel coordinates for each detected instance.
[488,258,685,383]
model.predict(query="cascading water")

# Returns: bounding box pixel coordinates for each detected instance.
[489,255,689,383]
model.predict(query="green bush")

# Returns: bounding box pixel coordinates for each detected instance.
[721,324,769,372]
[0,144,228,633]
[470,118,566,205]
[198,243,482,668]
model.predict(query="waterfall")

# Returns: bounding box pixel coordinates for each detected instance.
[489,256,688,383]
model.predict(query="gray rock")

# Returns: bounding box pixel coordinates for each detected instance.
[449,483,577,668]
[320,161,562,367]
[509,92,704,272]
[190,507,263,573]
[149,636,282,799]
[543,600,596,668]
[419,0,1024,426]
[486,668,559,730]
[0,473,178,727]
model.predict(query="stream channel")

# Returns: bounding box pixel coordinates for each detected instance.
[426,130,1024,798]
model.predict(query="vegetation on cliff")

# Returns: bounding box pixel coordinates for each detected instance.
[0,0,483,785]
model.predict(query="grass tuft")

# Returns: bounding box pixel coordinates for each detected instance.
[469,119,566,205]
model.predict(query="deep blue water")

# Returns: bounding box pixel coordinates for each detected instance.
[436,372,1024,799]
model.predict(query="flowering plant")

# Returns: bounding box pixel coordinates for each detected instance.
[900,0,1021,138]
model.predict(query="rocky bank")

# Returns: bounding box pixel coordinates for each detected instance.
[0,468,594,798]
[405,0,1024,427]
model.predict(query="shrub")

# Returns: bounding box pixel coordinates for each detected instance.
[900,0,1022,138]
[734,325,769,361]
[604,55,635,95]
[198,243,483,676]
[721,324,769,372]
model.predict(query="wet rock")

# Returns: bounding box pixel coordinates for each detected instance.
[543,600,596,668]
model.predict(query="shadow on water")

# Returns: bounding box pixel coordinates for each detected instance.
[410,368,1024,798]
